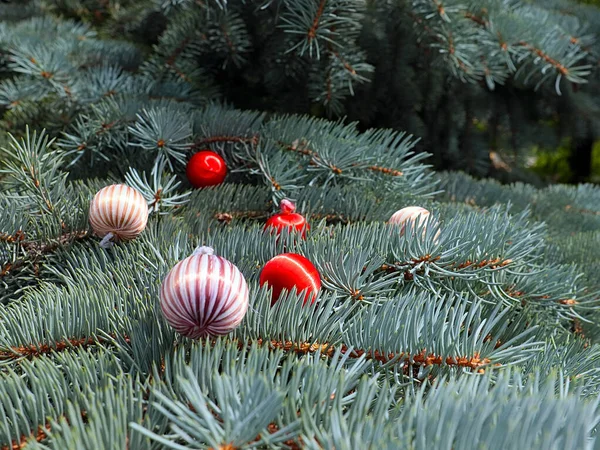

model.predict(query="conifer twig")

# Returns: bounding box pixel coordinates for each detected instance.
[1,424,49,450]
[193,135,259,148]
[517,41,569,75]
[464,11,488,26]
[307,0,328,41]
[18,230,90,255]
[0,335,131,360]
[0,333,492,371]
[0,337,100,359]
[255,339,492,371]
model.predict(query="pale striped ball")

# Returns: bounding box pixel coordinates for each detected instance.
[389,206,439,240]
[389,206,431,228]
[159,247,249,339]
[89,184,148,241]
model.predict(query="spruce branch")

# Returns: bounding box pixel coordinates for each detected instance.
[43,376,149,449]
[129,107,193,170]
[125,159,191,215]
[400,370,600,450]
[193,135,259,148]
[1,6,600,444]
[0,336,100,361]
[248,140,308,201]
[0,128,65,218]
[0,347,124,448]
[0,424,48,450]
[0,228,89,288]
[410,0,595,92]
[132,369,292,449]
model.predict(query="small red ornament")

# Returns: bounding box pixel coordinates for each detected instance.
[186,150,227,188]
[259,253,321,306]
[264,199,309,238]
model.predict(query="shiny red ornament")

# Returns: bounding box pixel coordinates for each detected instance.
[186,150,227,188]
[259,253,321,306]
[264,199,309,238]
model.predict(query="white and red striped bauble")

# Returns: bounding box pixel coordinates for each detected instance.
[389,206,439,240]
[89,184,149,247]
[159,246,249,339]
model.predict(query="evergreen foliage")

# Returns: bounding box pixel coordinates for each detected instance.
[3,0,598,178]
[0,3,600,449]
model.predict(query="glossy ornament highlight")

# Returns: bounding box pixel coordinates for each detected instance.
[186,150,227,188]
[259,253,321,306]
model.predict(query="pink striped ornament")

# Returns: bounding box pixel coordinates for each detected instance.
[89,184,149,247]
[389,206,440,240]
[160,246,249,339]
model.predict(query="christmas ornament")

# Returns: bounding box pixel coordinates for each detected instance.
[264,199,309,238]
[259,253,321,306]
[89,184,149,248]
[186,150,227,188]
[160,246,249,339]
[389,206,440,240]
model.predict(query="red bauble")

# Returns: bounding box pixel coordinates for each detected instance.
[259,253,321,306]
[264,199,309,238]
[186,150,227,188]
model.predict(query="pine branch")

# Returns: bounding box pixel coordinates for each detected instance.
[1,424,48,450]
[0,336,108,360]
[464,11,488,27]
[518,40,570,76]
[193,134,259,147]
[260,338,492,371]
[18,230,89,255]
[282,138,404,177]
[0,231,26,244]
[308,0,327,42]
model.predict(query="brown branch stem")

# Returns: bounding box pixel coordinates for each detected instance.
[518,41,569,75]
[257,339,491,371]
[308,0,328,40]
[2,424,49,450]
[193,135,259,148]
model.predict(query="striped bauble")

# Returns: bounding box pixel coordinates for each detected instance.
[389,206,430,227]
[89,184,148,247]
[160,246,249,339]
[389,206,439,240]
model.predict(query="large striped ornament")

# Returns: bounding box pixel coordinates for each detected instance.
[89,184,148,245]
[389,206,439,240]
[160,246,249,339]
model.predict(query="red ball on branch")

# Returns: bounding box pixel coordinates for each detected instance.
[259,253,321,306]
[186,150,227,188]
[264,199,309,238]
